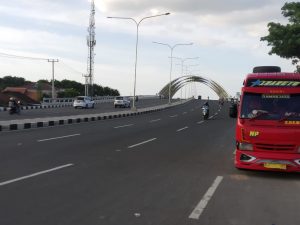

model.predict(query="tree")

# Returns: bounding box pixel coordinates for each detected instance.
[57,88,80,98]
[0,76,26,90]
[261,2,300,72]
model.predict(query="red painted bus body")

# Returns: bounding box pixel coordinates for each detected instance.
[235,70,300,172]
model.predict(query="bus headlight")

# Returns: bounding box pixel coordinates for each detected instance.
[238,142,253,151]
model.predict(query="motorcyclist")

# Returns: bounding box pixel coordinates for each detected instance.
[203,101,209,108]
[8,97,20,114]
[202,101,210,119]
[8,97,16,107]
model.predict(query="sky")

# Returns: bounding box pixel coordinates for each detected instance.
[0,0,296,99]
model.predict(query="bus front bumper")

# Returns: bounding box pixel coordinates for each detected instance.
[235,150,300,172]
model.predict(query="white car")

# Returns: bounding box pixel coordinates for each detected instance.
[73,96,95,109]
[114,96,131,108]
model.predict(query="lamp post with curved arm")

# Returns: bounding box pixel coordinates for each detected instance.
[152,42,193,104]
[172,57,199,100]
[107,13,170,110]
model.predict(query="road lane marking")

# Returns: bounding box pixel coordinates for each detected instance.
[191,109,194,112]
[197,121,204,124]
[150,119,161,123]
[37,134,80,142]
[189,176,223,220]
[128,138,157,149]
[114,124,134,129]
[177,126,189,132]
[0,164,74,187]
[183,112,187,114]
[209,116,214,119]
[170,115,178,118]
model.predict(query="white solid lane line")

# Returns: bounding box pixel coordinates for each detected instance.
[189,176,224,220]
[128,138,157,149]
[37,134,80,142]
[150,119,161,123]
[177,126,189,132]
[114,124,134,129]
[0,164,74,187]
[170,115,178,118]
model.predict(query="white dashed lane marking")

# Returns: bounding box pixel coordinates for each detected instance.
[176,126,189,132]
[150,119,161,123]
[0,164,74,187]
[37,134,80,142]
[189,176,224,220]
[114,124,134,129]
[128,138,157,149]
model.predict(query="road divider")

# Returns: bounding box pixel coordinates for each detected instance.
[0,99,192,132]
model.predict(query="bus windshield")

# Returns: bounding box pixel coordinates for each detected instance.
[240,93,300,120]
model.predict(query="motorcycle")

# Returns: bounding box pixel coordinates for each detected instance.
[202,105,209,120]
[8,101,21,115]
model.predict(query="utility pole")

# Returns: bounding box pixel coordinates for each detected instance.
[86,0,96,97]
[48,59,59,99]
[83,74,89,96]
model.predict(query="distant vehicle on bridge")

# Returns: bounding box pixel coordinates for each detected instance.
[73,96,95,109]
[114,96,131,108]
[234,66,300,172]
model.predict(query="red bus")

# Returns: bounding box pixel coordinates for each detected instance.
[234,66,300,172]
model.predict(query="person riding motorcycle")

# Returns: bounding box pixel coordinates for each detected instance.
[202,101,210,119]
[8,97,20,114]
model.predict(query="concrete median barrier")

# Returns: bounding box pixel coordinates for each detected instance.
[0,99,191,132]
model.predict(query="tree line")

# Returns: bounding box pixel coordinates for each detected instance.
[0,76,120,98]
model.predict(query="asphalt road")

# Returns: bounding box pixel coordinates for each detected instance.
[0,100,299,225]
[0,98,173,121]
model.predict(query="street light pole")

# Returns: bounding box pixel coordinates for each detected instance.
[108,13,170,110]
[153,42,193,104]
[173,57,199,100]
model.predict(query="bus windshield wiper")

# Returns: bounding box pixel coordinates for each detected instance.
[278,112,299,122]
[249,110,269,121]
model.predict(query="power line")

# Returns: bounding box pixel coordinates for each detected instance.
[0,52,49,61]
[58,62,84,75]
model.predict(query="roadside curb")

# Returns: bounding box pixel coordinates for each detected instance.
[0,99,191,132]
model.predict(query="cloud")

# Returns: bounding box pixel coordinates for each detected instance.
[97,0,281,15]
[0,1,89,27]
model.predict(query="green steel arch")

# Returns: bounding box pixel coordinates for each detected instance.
[159,75,229,99]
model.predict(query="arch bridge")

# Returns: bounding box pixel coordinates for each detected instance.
[159,75,229,99]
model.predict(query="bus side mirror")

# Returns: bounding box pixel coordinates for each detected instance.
[229,103,238,118]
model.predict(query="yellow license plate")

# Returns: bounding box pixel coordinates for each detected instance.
[263,163,286,170]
